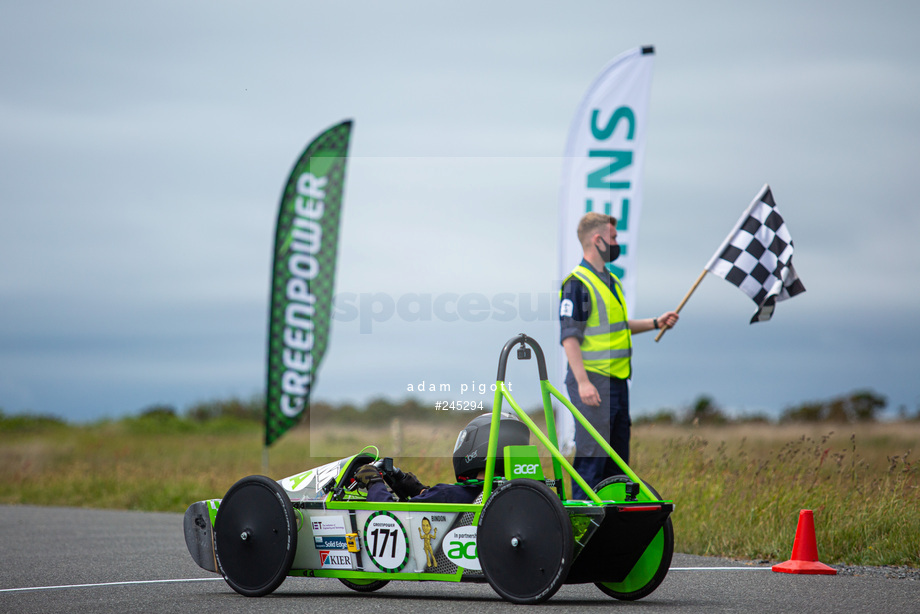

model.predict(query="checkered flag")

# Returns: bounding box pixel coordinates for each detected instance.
[705,185,805,323]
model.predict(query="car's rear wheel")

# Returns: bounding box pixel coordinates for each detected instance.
[593,476,673,600]
[478,479,573,604]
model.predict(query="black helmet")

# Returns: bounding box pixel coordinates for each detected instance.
[452,412,530,480]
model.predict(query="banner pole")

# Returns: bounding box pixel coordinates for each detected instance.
[262,447,269,475]
[655,269,707,342]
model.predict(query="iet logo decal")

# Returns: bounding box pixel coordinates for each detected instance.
[310,515,347,536]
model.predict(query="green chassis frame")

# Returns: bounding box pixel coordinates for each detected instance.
[482,334,658,505]
[303,332,666,512]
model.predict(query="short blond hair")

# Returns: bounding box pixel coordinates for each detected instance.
[577,212,616,248]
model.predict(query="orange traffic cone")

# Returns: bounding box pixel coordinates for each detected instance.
[772,509,837,575]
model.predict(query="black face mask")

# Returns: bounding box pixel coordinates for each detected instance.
[596,239,621,263]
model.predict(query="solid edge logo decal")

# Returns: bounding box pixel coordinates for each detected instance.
[314,535,348,550]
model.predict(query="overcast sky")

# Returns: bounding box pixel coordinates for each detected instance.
[2,1,918,422]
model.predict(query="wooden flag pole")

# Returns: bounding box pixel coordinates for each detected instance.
[655,269,708,342]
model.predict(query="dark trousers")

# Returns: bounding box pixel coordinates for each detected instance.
[565,370,630,499]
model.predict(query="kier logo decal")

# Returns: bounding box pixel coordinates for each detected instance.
[319,550,352,569]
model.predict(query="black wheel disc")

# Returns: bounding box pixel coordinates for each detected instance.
[214,475,298,597]
[593,476,673,601]
[478,479,573,604]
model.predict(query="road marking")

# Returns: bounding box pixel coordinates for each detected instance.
[1,567,777,593]
[0,577,224,593]
[670,567,774,571]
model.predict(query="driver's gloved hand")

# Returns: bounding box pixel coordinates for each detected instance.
[355,464,383,487]
[392,471,428,500]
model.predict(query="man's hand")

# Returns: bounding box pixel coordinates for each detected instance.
[658,311,679,329]
[392,472,428,500]
[578,380,601,407]
[562,337,601,406]
[355,464,383,488]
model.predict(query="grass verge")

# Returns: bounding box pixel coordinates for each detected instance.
[1,417,916,567]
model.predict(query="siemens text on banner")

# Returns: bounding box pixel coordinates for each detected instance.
[556,47,655,454]
[265,121,352,447]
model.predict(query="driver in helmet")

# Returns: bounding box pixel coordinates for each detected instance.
[356,412,530,504]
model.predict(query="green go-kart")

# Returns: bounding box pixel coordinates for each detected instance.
[183,333,674,604]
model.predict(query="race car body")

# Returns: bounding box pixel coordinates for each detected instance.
[184,334,675,604]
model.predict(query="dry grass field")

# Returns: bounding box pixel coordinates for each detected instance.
[2,416,917,567]
[630,422,919,566]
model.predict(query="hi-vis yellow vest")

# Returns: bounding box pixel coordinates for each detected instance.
[562,265,632,379]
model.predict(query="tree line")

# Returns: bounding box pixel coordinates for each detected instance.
[141,387,912,426]
[634,389,896,426]
[2,388,914,430]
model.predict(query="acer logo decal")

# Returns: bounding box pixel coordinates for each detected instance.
[514,463,540,475]
[441,527,481,570]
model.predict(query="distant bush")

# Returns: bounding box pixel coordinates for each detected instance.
[634,409,677,426]
[733,412,772,424]
[186,396,264,422]
[121,404,191,434]
[780,389,887,423]
[140,404,178,419]
[683,395,728,426]
[0,408,67,432]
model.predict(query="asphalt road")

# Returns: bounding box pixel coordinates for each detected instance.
[1,505,917,613]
